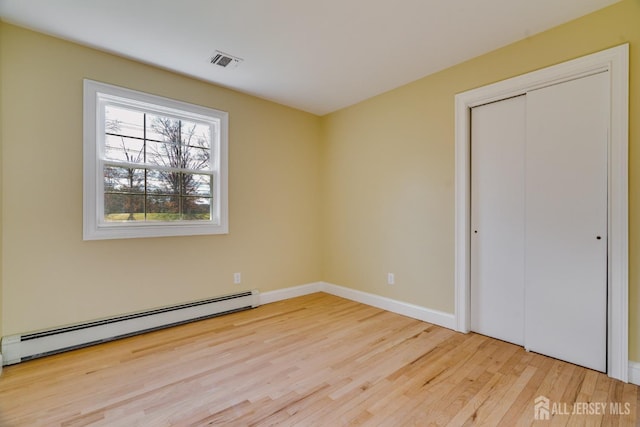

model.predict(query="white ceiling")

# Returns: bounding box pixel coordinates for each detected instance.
[0,0,621,115]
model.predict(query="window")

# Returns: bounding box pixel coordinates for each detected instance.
[83,80,228,240]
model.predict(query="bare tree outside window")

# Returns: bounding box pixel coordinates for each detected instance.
[146,117,212,220]
[104,117,145,220]
[103,106,213,222]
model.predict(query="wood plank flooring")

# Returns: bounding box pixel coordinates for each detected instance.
[0,293,638,426]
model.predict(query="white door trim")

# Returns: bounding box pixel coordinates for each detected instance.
[454,44,629,382]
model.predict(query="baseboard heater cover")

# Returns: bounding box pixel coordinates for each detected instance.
[1,290,259,366]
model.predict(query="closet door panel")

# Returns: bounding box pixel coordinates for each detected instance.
[470,96,526,345]
[524,72,608,372]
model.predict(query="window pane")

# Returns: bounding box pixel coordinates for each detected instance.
[105,135,145,163]
[104,194,145,221]
[146,195,180,221]
[183,197,211,220]
[105,105,144,139]
[146,140,180,168]
[181,120,211,150]
[104,166,145,193]
[146,133,210,171]
[182,146,211,171]
[147,170,179,195]
[146,115,180,143]
[183,173,212,197]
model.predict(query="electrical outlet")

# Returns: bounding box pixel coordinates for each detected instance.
[387,273,395,285]
[233,272,241,284]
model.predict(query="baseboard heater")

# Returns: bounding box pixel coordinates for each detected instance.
[1,290,259,366]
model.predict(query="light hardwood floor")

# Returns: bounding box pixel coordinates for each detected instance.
[0,293,638,426]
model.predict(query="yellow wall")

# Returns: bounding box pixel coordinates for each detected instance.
[0,23,322,335]
[321,0,640,359]
[2,0,640,363]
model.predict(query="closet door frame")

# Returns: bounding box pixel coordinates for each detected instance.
[454,44,629,382]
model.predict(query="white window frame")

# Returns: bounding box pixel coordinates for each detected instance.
[83,79,228,240]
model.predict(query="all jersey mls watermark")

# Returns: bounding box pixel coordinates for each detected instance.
[534,395,632,420]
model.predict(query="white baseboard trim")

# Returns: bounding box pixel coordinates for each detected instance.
[261,281,456,330]
[259,282,324,305]
[322,282,456,330]
[629,361,640,385]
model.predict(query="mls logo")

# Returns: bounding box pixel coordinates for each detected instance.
[534,395,550,420]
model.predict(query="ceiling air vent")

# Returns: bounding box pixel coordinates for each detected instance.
[210,51,243,69]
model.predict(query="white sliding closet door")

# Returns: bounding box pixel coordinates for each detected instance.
[524,72,609,372]
[470,96,526,345]
[470,72,609,372]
